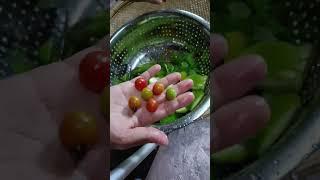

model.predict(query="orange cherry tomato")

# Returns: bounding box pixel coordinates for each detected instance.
[135,78,148,91]
[153,82,165,95]
[146,98,159,113]
[59,112,99,150]
[128,96,141,112]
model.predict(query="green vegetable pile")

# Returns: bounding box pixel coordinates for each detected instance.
[118,51,208,125]
[212,0,312,178]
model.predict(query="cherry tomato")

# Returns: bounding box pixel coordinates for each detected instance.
[146,98,158,113]
[135,78,147,91]
[153,82,165,95]
[141,88,153,101]
[59,112,99,150]
[79,50,109,93]
[166,87,177,101]
[128,96,141,112]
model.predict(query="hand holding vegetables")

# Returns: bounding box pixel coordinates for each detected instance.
[110,64,195,149]
[211,34,270,152]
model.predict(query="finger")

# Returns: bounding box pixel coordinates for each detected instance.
[211,34,228,67]
[154,79,193,104]
[112,127,168,150]
[213,55,267,109]
[211,95,270,153]
[131,64,161,83]
[135,92,194,126]
[150,72,181,89]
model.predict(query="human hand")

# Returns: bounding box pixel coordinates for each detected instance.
[110,65,194,150]
[211,34,271,153]
[0,38,107,180]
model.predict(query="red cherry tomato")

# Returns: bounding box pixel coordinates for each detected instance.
[128,96,141,112]
[153,82,165,95]
[59,112,99,150]
[135,78,148,91]
[79,50,109,93]
[146,98,158,113]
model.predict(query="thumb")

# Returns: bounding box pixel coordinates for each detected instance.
[127,127,169,148]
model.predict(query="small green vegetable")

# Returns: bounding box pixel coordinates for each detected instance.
[187,90,204,111]
[225,31,248,60]
[141,88,153,101]
[166,87,177,101]
[187,74,208,90]
[211,144,250,164]
[180,71,188,80]
[176,107,188,114]
[149,77,159,84]
[160,114,177,125]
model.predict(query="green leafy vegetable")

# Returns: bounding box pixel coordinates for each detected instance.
[187,74,208,90]
[160,114,177,125]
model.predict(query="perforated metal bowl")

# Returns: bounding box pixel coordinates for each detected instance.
[110,9,210,131]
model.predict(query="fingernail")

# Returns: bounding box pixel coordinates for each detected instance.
[162,134,169,145]
[158,131,169,145]
[187,79,194,86]
[176,72,182,79]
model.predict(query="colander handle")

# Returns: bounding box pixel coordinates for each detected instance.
[110,143,158,180]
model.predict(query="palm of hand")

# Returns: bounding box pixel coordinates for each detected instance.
[0,45,107,180]
[110,65,195,149]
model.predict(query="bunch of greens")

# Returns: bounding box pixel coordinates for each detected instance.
[118,52,208,125]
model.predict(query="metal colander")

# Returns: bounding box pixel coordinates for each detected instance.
[0,0,66,79]
[110,9,210,132]
[213,0,320,179]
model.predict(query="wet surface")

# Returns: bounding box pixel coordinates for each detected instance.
[147,117,210,180]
